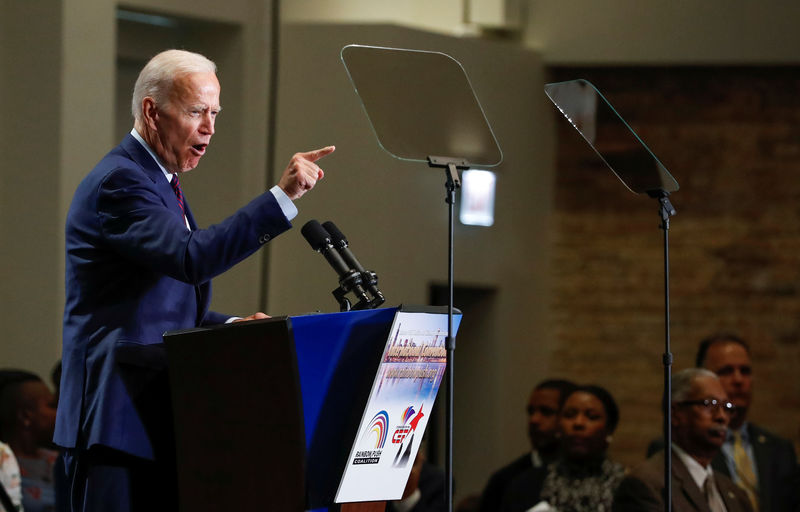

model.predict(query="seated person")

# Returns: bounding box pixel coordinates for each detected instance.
[613,368,753,512]
[501,385,625,512]
[479,379,576,512]
[0,441,22,512]
[0,370,59,512]
[387,449,444,512]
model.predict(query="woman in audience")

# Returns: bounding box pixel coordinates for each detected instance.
[501,385,625,512]
[0,370,58,512]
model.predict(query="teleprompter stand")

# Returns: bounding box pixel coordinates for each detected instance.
[341,45,502,512]
[545,79,679,510]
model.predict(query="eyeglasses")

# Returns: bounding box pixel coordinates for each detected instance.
[677,399,735,414]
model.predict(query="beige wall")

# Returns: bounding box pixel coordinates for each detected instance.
[526,0,800,64]
[285,0,800,64]
[0,0,274,380]
[268,23,554,501]
[281,0,467,35]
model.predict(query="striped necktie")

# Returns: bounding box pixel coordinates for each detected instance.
[170,174,185,214]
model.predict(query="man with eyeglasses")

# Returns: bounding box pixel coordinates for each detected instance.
[613,368,753,511]
[696,334,798,512]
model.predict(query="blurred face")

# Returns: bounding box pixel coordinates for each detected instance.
[145,72,221,173]
[559,391,610,460]
[672,376,730,457]
[703,342,752,412]
[21,381,57,446]
[527,388,562,451]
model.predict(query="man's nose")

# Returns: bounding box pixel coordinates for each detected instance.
[712,404,729,423]
[200,113,215,135]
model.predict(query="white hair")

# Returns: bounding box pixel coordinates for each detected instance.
[131,49,217,121]
[671,368,718,403]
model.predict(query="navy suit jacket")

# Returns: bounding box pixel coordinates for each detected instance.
[711,423,799,512]
[54,134,291,460]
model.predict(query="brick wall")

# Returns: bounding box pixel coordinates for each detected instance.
[548,67,800,467]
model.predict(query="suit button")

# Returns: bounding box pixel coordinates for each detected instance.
[259,234,270,244]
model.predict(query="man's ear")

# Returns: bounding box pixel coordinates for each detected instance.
[141,97,159,131]
[670,404,680,428]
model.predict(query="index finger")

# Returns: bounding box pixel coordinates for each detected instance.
[298,145,336,162]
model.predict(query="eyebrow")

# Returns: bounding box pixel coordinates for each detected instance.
[188,104,223,112]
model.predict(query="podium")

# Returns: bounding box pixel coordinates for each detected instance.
[164,306,460,511]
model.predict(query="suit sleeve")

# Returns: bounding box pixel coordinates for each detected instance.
[97,167,291,285]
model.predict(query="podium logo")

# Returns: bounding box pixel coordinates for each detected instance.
[391,405,420,444]
[391,404,425,468]
[352,410,389,465]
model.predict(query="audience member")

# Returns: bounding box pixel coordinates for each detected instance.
[501,385,625,512]
[696,334,798,512]
[0,370,58,512]
[479,379,576,512]
[613,368,752,512]
[387,449,445,512]
[0,441,22,511]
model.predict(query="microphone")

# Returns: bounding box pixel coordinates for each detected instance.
[322,221,385,308]
[301,220,370,310]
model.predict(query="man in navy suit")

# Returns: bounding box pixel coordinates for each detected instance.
[54,49,334,511]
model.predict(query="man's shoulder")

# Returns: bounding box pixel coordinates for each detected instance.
[488,452,533,482]
[747,422,793,447]
[95,137,150,176]
[612,453,667,512]
[626,450,665,484]
[76,138,156,197]
[479,452,534,512]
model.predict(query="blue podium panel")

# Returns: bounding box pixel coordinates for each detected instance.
[291,308,399,508]
[291,307,399,450]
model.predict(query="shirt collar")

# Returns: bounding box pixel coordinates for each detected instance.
[725,421,750,443]
[131,128,173,184]
[531,450,543,468]
[671,442,714,490]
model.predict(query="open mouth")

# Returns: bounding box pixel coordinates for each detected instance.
[191,144,208,155]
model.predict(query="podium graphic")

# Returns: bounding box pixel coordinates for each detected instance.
[164,305,461,511]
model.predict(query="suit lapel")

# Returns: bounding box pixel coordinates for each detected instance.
[748,424,769,508]
[671,452,711,512]
[121,134,209,325]
[716,475,746,512]
[120,134,185,220]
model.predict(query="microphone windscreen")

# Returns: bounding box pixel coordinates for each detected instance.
[301,220,331,251]
[322,221,347,246]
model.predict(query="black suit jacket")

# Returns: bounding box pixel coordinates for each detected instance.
[710,423,798,512]
[479,453,533,512]
[386,462,445,512]
[613,449,753,512]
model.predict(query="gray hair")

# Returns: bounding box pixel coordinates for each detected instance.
[671,368,718,403]
[131,49,217,121]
